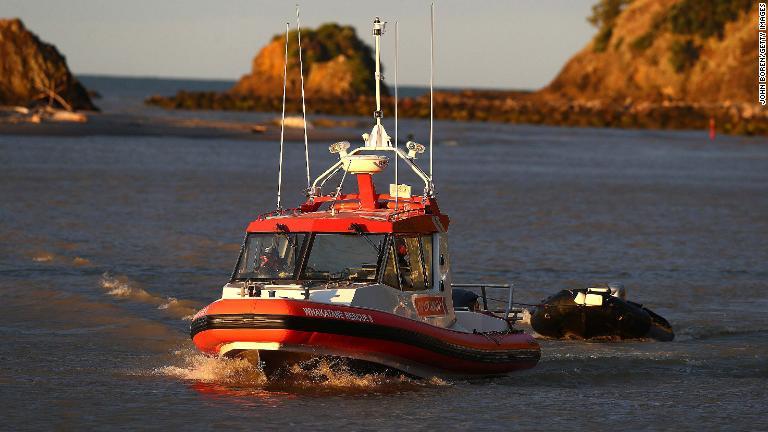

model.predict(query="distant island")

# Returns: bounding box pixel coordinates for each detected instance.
[147,23,385,116]
[146,0,767,135]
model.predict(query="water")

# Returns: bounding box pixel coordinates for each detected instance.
[2,77,768,430]
[80,75,235,113]
[78,74,431,114]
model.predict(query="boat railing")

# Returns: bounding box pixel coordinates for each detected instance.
[387,207,427,221]
[452,283,523,321]
[257,207,303,220]
[310,146,434,200]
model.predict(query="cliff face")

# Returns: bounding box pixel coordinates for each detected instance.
[543,0,757,104]
[0,18,96,111]
[231,23,382,99]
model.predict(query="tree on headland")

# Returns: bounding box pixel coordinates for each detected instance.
[588,0,632,52]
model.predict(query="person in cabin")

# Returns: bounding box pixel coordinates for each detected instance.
[256,245,283,277]
[395,238,414,288]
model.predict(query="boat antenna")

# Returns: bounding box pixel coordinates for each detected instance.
[296,4,311,191]
[277,22,289,210]
[429,2,435,183]
[373,17,385,128]
[394,20,399,209]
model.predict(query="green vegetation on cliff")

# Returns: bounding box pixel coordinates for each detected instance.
[547,0,759,103]
[627,0,753,71]
[592,0,753,73]
[588,0,632,52]
[279,23,378,96]
[231,23,382,99]
[667,0,752,38]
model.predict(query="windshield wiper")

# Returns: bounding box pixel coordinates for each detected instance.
[349,223,381,252]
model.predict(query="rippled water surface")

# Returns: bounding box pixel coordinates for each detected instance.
[1,122,767,431]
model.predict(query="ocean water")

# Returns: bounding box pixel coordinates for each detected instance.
[79,74,431,113]
[80,75,233,113]
[1,77,768,430]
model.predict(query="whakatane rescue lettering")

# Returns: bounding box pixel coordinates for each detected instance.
[302,307,374,323]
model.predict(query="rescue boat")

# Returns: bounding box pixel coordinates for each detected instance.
[190,14,540,378]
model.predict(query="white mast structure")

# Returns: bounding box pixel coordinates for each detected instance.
[366,17,390,148]
[394,21,399,209]
[429,2,435,182]
[310,16,434,201]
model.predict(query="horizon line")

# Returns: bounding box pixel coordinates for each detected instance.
[76,72,537,93]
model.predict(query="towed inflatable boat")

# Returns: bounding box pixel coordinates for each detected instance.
[530,283,674,341]
[190,17,539,378]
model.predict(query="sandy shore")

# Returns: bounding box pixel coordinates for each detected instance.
[0,110,360,143]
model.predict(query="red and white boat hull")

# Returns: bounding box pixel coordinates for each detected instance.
[191,299,540,378]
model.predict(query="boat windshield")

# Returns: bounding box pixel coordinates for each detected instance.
[302,234,386,281]
[234,233,305,280]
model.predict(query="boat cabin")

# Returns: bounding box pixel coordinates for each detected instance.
[233,201,446,284]
[218,135,508,333]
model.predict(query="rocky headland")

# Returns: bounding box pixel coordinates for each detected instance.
[147,23,383,115]
[147,1,767,135]
[0,18,96,112]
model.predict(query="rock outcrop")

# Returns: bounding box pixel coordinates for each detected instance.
[0,18,96,111]
[146,6,767,135]
[542,0,757,104]
[230,23,382,100]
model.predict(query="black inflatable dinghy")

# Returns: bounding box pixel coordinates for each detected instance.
[530,283,674,341]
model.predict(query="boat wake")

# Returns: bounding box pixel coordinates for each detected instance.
[152,349,447,395]
[26,248,201,321]
[675,325,768,342]
[100,273,201,320]
[156,350,268,386]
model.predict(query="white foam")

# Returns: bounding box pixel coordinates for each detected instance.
[99,273,200,320]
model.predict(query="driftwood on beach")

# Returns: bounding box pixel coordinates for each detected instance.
[0,106,88,124]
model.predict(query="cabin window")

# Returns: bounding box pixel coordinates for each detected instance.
[389,234,433,291]
[234,233,305,280]
[302,234,385,281]
[381,241,400,288]
[422,235,433,288]
[438,233,450,287]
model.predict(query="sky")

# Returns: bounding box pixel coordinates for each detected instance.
[3,0,597,90]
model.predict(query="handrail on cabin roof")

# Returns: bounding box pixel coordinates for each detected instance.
[308,146,434,200]
[387,207,427,221]
[256,207,303,220]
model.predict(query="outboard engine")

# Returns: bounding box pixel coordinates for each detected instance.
[530,283,674,341]
[608,282,626,300]
[452,288,480,310]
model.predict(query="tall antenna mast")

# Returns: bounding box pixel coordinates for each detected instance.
[277,22,290,210]
[365,17,389,148]
[373,17,385,127]
[394,20,399,209]
[429,2,435,182]
[296,4,311,190]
